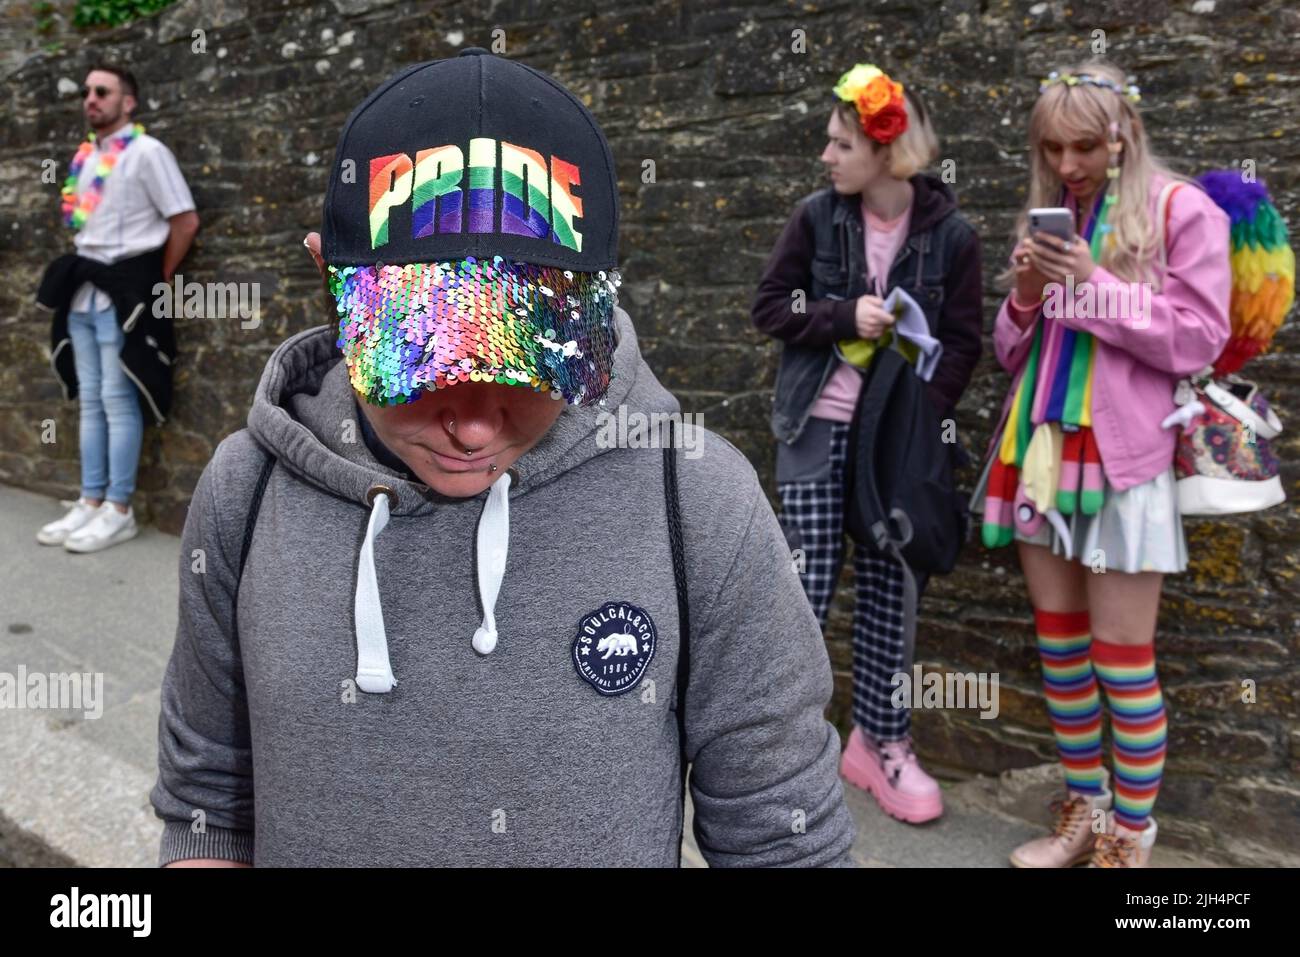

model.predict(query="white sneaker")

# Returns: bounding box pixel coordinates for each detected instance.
[36,497,103,545]
[64,502,138,553]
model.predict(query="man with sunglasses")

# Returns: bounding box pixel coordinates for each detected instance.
[36,64,199,552]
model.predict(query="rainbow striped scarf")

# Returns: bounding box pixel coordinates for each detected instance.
[981,190,1111,546]
[1003,189,1109,458]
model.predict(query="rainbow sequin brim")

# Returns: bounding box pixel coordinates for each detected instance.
[329,256,621,407]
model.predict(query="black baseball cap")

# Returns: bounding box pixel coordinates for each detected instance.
[323,48,622,407]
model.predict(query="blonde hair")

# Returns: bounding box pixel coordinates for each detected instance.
[835,85,939,179]
[1006,59,1188,285]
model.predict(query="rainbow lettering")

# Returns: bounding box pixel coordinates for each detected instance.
[366,138,584,253]
[413,145,464,238]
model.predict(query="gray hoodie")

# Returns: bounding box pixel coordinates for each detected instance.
[150,306,856,866]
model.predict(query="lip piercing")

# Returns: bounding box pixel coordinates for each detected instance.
[489,464,498,473]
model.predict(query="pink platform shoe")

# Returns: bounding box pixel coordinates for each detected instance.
[840,727,943,824]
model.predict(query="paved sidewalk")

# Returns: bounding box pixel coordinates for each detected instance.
[1,483,1214,868]
[2,485,176,867]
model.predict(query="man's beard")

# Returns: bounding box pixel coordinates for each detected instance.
[87,106,123,133]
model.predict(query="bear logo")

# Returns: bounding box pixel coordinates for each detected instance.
[572,601,656,696]
[597,632,640,658]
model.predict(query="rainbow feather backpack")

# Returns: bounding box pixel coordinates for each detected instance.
[1162,170,1295,515]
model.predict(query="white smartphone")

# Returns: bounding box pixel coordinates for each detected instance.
[1028,207,1074,242]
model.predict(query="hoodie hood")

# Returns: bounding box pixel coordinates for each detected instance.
[245,305,679,683]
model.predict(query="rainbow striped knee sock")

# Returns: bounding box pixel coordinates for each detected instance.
[1091,637,1167,831]
[1034,609,1104,795]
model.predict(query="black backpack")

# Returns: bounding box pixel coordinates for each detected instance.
[844,338,969,670]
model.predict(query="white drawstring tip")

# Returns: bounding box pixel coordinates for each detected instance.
[472,624,498,655]
[356,670,397,694]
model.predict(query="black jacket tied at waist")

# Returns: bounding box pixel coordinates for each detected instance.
[37,247,175,426]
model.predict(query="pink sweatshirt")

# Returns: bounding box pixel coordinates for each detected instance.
[809,201,912,422]
[986,174,1232,491]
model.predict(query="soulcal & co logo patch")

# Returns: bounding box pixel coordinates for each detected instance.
[571,600,656,696]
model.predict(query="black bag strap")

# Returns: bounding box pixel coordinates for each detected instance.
[663,419,691,864]
[233,449,276,644]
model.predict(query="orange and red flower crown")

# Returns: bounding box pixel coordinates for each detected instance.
[832,64,909,144]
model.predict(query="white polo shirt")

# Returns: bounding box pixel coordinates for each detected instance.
[70,122,196,314]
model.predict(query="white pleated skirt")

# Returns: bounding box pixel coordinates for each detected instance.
[971,460,1188,574]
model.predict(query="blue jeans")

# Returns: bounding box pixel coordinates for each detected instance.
[68,304,144,504]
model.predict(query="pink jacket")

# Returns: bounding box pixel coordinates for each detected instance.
[986,174,1232,491]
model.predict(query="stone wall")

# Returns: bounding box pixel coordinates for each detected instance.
[1,0,1296,863]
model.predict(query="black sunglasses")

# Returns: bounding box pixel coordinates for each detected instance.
[81,85,113,100]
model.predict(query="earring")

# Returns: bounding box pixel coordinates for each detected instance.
[1106,121,1122,175]
[448,419,456,433]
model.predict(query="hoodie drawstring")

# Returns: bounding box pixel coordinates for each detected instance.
[352,471,514,693]
[354,487,398,693]
[471,470,512,655]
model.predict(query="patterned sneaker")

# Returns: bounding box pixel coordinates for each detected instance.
[1010,784,1113,868]
[64,502,138,553]
[840,727,943,824]
[1090,815,1157,868]
[36,497,103,545]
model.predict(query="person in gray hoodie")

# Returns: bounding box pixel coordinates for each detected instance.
[150,49,856,867]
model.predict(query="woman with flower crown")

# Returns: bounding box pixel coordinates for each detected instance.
[972,60,1232,867]
[752,64,984,825]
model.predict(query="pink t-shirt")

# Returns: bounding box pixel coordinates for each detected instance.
[808,200,913,423]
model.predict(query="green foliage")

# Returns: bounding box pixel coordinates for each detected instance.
[34,0,56,33]
[73,0,178,28]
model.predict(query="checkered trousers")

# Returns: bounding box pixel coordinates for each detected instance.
[778,420,913,742]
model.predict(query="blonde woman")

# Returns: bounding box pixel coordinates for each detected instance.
[974,61,1231,867]
[752,64,983,824]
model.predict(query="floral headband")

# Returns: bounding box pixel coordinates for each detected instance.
[832,63,909,144]
[1039,70,1141,103]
